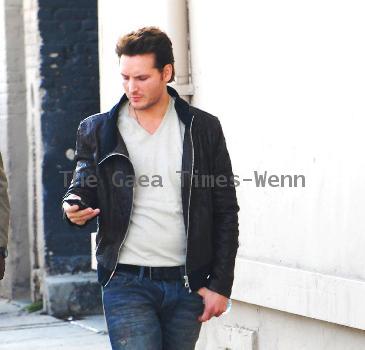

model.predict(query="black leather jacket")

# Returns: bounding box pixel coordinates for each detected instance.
[62,86,239,298]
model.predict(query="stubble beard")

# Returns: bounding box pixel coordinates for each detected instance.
[130,93,163,112]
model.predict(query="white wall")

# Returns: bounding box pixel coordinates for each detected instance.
[197,301,365,350]
[189,0,365,330]
[23,0,46,302]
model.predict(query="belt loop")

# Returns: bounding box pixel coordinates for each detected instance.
[138,266,145,281]
[149,266,152,280]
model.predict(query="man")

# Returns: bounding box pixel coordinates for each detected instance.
[0,152,10,280]
[63,27,239,350]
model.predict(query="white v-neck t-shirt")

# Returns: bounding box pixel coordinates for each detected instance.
[117,96,186,266]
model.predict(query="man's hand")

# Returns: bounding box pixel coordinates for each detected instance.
[0,257,5,280]
[63,194,100,226]
[197,287,229,322]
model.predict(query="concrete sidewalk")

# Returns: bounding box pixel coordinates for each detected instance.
[0,299,110,350]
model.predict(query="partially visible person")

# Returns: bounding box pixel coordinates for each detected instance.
[0,152,9,280]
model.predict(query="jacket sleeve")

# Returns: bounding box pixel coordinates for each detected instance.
[0,153,10,248]
[207,119,240,298]
[62,120,98,227]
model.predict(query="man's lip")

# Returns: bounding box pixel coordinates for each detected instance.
[131,96,142,100]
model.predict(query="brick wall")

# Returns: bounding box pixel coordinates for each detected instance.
[24,0,100,279]
[38,0,99,274]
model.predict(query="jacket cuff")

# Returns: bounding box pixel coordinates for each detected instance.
[207,278,233,299]
[0,247,8,258]
[61,198,88,228]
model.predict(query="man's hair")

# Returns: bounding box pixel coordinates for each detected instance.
[115,26,175,83]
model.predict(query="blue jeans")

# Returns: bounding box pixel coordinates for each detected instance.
[102,267,204,350]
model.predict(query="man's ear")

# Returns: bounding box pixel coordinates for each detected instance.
[162,64,173,82]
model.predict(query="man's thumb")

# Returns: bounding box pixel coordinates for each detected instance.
[198,306,210,322]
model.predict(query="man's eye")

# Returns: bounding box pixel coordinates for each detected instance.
[139,77,148,81]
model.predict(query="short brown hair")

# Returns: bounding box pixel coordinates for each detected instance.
[115,26,175,83]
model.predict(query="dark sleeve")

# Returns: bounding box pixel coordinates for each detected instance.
[62,120,98,227]
[207,119,240,298]
[0,153,10,247]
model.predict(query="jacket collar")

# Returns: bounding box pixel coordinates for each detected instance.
[98,86,193,164]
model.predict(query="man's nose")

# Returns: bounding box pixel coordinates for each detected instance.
[128,79,138,93]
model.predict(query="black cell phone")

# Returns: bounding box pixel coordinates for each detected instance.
[64,198,89,210]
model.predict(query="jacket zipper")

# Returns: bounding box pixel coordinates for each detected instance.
[98,152,135,288]
[183,115,195,293]
[95,235,103,252]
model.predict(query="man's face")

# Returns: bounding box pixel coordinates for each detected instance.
[119,53,172,111]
